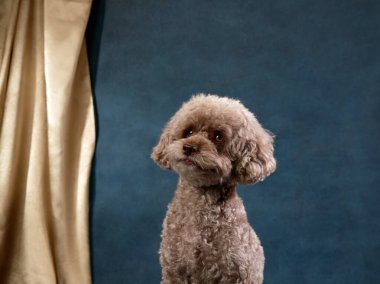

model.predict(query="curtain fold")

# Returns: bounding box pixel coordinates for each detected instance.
[0,0,94,283]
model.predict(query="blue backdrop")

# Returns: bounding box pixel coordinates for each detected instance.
[86,1,380,283]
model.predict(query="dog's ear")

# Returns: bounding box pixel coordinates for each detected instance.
[151,121,174,170]
[234,128,276,184]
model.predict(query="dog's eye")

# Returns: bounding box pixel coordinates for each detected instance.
[213,131,224,143]
[183,128,194,138]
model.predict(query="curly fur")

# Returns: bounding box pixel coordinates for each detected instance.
[152,94,276,283]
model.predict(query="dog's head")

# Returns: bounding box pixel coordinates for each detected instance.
[151,94,276,187]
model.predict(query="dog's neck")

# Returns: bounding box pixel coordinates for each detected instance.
[178,178,237,205]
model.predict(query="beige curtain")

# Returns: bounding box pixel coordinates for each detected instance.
[0,0,94,283]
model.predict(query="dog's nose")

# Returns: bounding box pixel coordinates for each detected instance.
[183,144,198,156]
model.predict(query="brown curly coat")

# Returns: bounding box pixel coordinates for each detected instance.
[152,94,276,283]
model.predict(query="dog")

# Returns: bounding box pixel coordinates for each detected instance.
[151,94,276,283]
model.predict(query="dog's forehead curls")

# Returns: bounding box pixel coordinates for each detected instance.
[151,93,276,186]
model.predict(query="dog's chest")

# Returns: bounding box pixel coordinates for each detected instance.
[163,191,243,257]
[161,192,258,282]
[168,190,234,233]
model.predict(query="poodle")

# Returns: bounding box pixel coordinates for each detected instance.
[151,94,276,284]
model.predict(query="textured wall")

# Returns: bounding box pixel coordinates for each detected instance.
[86,1,380,283]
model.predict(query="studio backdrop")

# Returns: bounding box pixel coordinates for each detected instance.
[87,1,380,284]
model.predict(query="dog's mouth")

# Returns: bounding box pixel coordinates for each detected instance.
[178,157,219,174]
[182,158,195,166]
[179,157,198,167]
